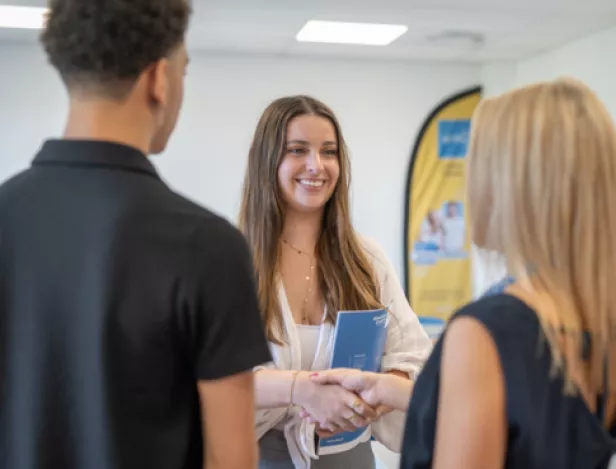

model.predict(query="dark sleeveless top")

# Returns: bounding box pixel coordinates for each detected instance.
[401,294,616,469]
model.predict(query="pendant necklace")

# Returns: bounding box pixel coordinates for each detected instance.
[282,239,315,325]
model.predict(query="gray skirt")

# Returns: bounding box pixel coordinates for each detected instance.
[259,429,376,469]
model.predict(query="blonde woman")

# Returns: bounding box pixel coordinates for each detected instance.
[314,79,616,468]
[239,96,432,469]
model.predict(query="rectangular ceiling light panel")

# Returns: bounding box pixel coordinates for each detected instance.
[0,5,48,29]
[296,20,408,46]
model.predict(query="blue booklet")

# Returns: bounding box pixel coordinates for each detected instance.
[318,307,389,452]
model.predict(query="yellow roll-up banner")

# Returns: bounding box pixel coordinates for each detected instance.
[404,87,482,339]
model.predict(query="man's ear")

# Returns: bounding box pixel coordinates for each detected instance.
[147,58,170,108]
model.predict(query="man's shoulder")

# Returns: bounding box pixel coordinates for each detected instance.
[0,168,40,212]
[166,192,247,252]
[0,168,33,195]
[192,210,246,249]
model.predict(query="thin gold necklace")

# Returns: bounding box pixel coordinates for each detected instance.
[282,239,315,325]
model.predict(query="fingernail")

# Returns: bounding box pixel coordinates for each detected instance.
[310,373,319,377]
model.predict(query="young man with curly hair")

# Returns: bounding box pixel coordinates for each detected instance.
[0,2,270,469]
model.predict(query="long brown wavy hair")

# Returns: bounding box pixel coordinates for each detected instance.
[239,96,382,344]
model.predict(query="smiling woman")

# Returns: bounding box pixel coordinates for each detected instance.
[277,114,341,215]
[239,96,432,469]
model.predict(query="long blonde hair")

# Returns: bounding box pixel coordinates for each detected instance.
[239,96,382,344]
[468,78,616,408]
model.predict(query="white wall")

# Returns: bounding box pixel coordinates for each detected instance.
[474,24,616,295]
[0,44,480,287]
[516,25,616,117]
[481,24,616,109]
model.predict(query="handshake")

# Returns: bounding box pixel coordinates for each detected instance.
[294,369,411,438]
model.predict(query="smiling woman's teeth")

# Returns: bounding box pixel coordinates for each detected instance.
[298,179,324,188]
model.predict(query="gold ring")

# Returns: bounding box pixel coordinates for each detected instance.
[352,399,362,412]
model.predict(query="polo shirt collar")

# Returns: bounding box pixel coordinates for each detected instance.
[33,139,160,179]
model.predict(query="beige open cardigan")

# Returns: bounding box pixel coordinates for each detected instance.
[254,237,433,469]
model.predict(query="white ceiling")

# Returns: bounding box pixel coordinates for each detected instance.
[2,0,616,62]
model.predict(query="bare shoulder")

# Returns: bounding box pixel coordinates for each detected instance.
[434,316,507,469]
[441,315,504,393]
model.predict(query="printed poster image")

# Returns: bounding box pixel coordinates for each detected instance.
[404,87,482,338]
[415,201,466,259]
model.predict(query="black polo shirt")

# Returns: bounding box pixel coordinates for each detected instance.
[0,140,271,469]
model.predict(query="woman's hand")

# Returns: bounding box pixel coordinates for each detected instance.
[293,372,378,433]
[310,369,381,404]
[298,370,388,432]
[307,368,413,412]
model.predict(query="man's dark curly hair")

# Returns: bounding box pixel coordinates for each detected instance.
[41,0,191,98]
